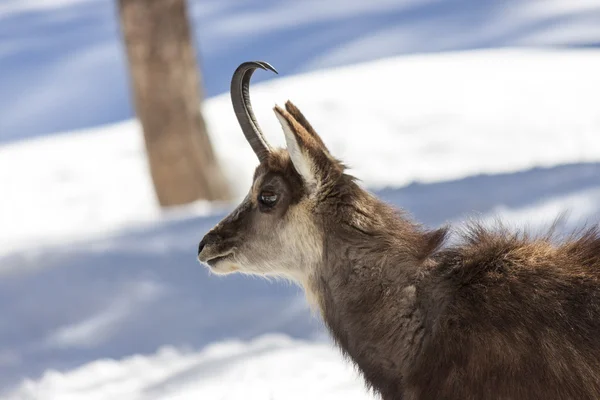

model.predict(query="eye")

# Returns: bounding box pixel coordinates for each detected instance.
[258,191,278,207]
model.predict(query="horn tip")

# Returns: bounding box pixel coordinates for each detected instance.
[233,61,278,76]
[257,61,278,74]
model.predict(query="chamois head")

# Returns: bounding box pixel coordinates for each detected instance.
[197,61,345,282]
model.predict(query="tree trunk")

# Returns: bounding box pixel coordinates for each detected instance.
[118,0,229,206]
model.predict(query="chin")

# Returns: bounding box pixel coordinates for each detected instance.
[207,259,241,275]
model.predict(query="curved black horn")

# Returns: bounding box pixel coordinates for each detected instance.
[231,61,278,162]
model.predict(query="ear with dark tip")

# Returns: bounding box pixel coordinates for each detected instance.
[284,101,328,151]
[274,105,339,194]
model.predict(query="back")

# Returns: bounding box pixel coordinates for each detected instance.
[411,225,600,400]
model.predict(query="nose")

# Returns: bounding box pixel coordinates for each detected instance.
[198,238,206,256]
[198,231,218,257]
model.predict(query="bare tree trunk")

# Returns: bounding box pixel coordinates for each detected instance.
[118,0,229,206]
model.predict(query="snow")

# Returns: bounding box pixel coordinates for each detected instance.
[0,0,95,15]
[9,335,376,400]
[3,159,600,399]
[1,0,600,140]
[2,1,600,399]
[2,48,600,396]
[2,49,600,256]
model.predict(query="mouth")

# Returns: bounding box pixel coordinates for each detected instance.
[205,253,234,268]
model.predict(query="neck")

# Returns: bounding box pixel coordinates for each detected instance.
[304,185,445,388]
[312,193,426,315]
[317,185,434,284]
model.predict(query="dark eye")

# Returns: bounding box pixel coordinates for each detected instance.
[259,191,278,207]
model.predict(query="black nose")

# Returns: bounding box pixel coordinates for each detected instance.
[198,232,218,256]
[198,237,206,256]
[198,239,206,255]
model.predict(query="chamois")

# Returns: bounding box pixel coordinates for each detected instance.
[198,61,600,400]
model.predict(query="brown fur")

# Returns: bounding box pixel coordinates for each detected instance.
[199,101,600,400]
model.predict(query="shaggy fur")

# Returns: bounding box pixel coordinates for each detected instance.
[199,101,600,400]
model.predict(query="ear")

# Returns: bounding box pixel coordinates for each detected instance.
[284,101,329,151]
[273,104,339,194]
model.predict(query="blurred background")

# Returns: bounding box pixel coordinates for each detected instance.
[1,0,600,398]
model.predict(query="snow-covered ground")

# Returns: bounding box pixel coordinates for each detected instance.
[9,335,377,400]
[2,49,600,256]
[2,1,600,399]
[1,0,600,141]
[2,49,600,399]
